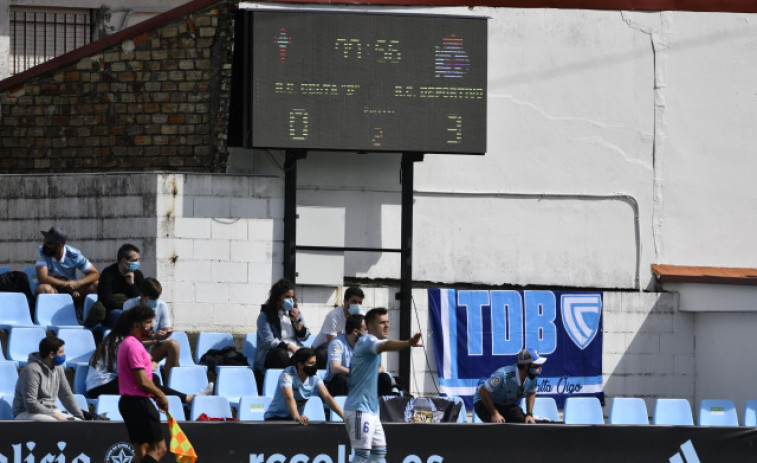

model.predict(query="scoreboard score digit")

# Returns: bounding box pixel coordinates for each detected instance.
[250,11,487,154]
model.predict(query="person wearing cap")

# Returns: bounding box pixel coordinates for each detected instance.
[36,226,99,313]
[473,347,547,424]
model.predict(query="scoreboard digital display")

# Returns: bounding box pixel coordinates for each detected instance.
[250,11,487,154]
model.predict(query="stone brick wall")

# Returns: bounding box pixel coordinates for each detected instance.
[0,1,233,173]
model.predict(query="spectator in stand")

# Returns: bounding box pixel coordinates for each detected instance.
[13,334,85,421]
[88,243,144,328]
[122,278,179,384]
[85,314,212,404]
[254,278,311,392]
[264,348,344,424]
[35,226,99,318]
[325,314,398,397]
[311,286,364,369]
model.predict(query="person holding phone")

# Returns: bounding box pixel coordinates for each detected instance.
[254,278,311,394]
[122,277,179,384]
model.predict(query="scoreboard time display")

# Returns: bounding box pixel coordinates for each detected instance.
[250,11,487,154]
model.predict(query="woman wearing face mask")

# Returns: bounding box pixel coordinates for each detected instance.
[264,348,344,425]
[254,278,312,393]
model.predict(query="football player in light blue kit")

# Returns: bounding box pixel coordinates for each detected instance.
[343,308,422,463]
[473,347,547,423]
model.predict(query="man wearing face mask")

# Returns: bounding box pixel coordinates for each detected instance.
[473,348,547,424]
[312,286,365,369]
[122,277,180,384]
[35,226,99,317]
[13,335,85,421]
[88,243,144,328]
[324,314,397,397]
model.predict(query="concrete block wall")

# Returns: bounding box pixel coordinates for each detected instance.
[155,173,286,333]
[601,291,694,416]
[0,174,159,276]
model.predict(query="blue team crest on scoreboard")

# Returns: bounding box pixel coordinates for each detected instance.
[561,294,602,350]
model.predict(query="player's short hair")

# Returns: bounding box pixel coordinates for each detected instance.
[117,243,140,261]
[141,277,162,299]
[39,335,64,358]
[124,304,156,327]
[291,347,315,366]
[344,286,364,302]
[365,307,388,326]
[345,314,365,334]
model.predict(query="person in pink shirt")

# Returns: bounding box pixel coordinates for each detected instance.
[117,304,169,463]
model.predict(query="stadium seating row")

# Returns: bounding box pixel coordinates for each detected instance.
[464,396,754,426]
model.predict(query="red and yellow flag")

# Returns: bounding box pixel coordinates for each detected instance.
[167,411,198,463]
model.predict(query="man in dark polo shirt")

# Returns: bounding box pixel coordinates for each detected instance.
[87,243,144,327]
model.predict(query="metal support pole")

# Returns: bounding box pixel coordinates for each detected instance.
[398,152,424,393]
[283,149,306,283]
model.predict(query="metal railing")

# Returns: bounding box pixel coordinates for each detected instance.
[10,7,92,75]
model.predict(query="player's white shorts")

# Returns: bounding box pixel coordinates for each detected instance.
[344,410,386,449]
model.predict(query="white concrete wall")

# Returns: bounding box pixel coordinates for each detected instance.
[230,8,757,292]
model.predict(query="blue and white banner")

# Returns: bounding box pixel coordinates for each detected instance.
[429,289,603,408]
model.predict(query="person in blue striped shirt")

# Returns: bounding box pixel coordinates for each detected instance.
[343,308,422,463]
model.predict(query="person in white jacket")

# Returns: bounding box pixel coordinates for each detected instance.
[13,334,84,421]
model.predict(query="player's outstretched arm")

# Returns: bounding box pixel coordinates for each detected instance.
[378,332,423,353]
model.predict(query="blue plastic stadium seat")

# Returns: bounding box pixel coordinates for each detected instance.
[243,333,256,367]
[73,364,91,398]
[35,294,83,332]
[21,267,38,293]
[262,368,284,398]
[95,395,124,421]
[57,328,96,369]
[0,292,36,330]
[170,331,199,368]
[238,396,272,421]
[152,395,186,422]
[303,396,326,421]
[0,266,12,275]
[519,396,560,422]
[563,397,605,424]
[216,367,257,410]
[698,399,738,426]
[56,394,88,415]
[7,327,47,366]
[0,363,19,396]
[0,338,19,368]
[743,400,757,427]
[653,398,694,426]
[190,396,232,421]
[168,366,210,396]
[0,395,14,419]
[330,396,347,422]
[609,397,648,425]
[194,332,235,364]
[449,396,468,423]
[82,294,98,323]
